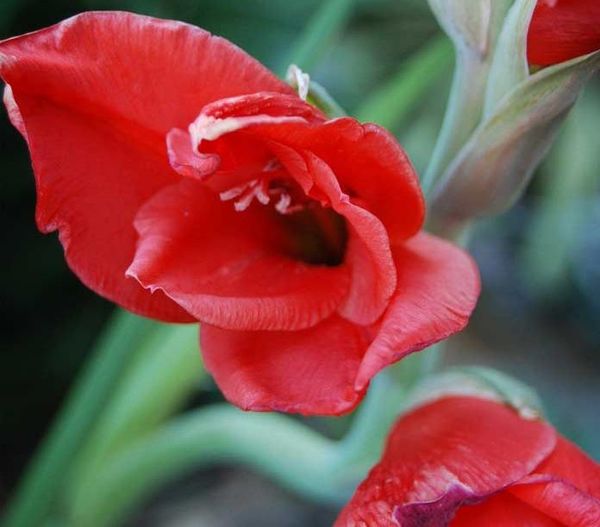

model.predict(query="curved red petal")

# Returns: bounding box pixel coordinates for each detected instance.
[269,143,396,325]
[335,397,556,527]
[201,315,369,415]
[452,492,562,527]
[0,12,292,135]
[0,11,290,321]
[508,437,600,526]
[2,90,192,321]
[355,232,480,390]
[533,437,600,496]
[303,152,397,325]
[127,179,350,331]
[197,91,324,122]
[528,0,600,66]
[510,476,600,527]
[248,117,425,243]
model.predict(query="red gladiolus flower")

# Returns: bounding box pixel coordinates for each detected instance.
[0,12,479,415]
[528,0,600,66]
[336,396,600,526]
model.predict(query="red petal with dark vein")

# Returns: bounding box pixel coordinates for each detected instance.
[0,11,290,321]
[127,179,350,331]
[201,315,369,415]
[335,397,556,527]
[528,0,600,66]
[509,437,600,526]
[354,232,480,390]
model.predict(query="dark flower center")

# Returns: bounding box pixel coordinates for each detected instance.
[277,204,347,267]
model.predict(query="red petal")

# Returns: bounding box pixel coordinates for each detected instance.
[269,144,397,325]
[354,232,480,390]
[197,91,324,122]
[0,12,290,321]
[510,476,600,527]
[167,92,322,184]
[250,118,425,243]
[166,128,221,180]
[508,437,600,526]
[201,315,369,415]
[3,92,191,321]
[303,152,397,325]
[335,397,556,527]
[534,437,600,496]
[453,492,562,527]
[528,0,600,66]
[127,179,350,331]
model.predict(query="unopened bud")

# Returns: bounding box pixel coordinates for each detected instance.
[427,0,512,59]
[431,50,600,227]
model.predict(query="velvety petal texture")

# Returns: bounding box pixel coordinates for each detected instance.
[0,11,292,321]
[201,316,368,415]
[335,396,600,527]
[528,0,600,66]
[355,233,480,390]
[126,179,350,331]
[197,231,478,415]
[1,11,481,416]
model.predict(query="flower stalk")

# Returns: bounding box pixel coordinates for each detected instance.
[68,406,344,527]
[422,0,513,195]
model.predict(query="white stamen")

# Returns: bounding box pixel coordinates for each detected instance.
[233,188,258,212]
[286,64,310,101]
[255,179,271,205]
[275,193,292,214]
[219,182,252,201]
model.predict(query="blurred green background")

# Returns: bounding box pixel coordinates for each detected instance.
[1,0,598,525]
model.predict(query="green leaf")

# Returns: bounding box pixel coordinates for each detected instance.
[307,79,347,117]
[431,50,600,226]
[279,0,357,75]
[354,36,453,129]
[68,324,205,498]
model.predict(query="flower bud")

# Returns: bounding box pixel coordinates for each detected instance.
[431,50,600,227]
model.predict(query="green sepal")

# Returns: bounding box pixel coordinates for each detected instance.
[431,50,600,226]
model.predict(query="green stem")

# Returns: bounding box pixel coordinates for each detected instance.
[334,346,442,483]
[69,406,344,527]
[334,374,403,475]
[2,310,156,527]
[68,324,204,499]
[354,36,453,129]
[421,46,489,195]
[279,0,357,75]
[307,80,348,117]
